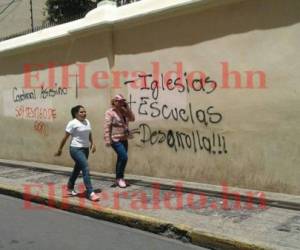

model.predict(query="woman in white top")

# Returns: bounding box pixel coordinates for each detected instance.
[55,105,99,201]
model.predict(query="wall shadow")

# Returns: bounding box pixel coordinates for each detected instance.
[114,0,300,55]
[0,0,299,75]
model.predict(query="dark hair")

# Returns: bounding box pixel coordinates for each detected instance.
[71,105,84,118]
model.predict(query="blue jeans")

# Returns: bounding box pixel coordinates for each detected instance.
[111,140,128,179]
[68,147,94,196]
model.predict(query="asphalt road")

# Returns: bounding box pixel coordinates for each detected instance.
[0,194,210,250]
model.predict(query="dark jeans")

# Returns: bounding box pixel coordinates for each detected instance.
[111,140,128,179]
[68,147,94,196]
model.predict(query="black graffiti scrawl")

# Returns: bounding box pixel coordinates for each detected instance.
[124,71,228,155]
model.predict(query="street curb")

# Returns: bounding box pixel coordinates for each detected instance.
[0,183,272,250]
[1,160,299,211]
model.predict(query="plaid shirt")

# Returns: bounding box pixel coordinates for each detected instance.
[104,108,130,144]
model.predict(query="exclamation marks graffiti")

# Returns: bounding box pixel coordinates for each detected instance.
[222,136,228,154]
[217,134,222,154]
[212,133,228,154]
[212,133,216,154]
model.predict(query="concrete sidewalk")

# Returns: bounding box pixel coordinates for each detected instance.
[0,159,299,250]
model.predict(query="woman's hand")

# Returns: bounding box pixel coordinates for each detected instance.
[54,149,62,157]
[55,132,70,157]
[121,102,135,122]
[120,103,129,113]
[90,144,96,153]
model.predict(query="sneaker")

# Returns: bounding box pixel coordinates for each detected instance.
[89,192,100,202]
[117,178,127,188]
[67,188,78,196]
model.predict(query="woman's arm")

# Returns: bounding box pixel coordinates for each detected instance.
[89,132,96,153]
[122,103,135,122]
[104,110,113,146]
[54,132,70,156]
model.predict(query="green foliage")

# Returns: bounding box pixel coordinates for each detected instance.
[45,0,102,23]
[45,0,140,23]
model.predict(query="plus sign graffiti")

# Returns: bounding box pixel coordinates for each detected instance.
[125,70,228,155]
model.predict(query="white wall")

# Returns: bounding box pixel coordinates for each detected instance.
[0,0,299,194]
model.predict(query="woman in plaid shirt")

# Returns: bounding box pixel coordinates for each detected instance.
[104,94,135,188]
